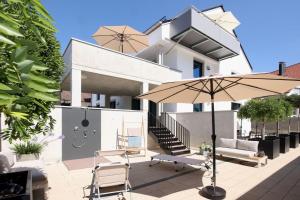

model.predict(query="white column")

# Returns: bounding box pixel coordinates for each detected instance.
[140,82,149,111]
[71,68,81,107]
[157,103,163,116]
[158,51,164,65]
[105,95,110,108]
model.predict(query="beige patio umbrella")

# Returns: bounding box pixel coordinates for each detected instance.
[205,11,240,32]
[137,73,300,199]
[92,25,148,53]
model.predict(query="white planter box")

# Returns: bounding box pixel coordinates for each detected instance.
[17,154,39,162]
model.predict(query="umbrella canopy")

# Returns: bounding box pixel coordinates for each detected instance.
[138,73,300,199]
[205,11,240,32]
[138,73,300,103]
[92,25,148,53]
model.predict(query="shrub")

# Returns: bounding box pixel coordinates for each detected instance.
[11,142,43,155]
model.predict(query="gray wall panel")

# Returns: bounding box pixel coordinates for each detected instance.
[62,107,101,160]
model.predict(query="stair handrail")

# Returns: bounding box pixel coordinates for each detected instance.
[160,112,190,150]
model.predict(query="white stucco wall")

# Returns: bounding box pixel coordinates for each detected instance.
[100,109,147,150]
[66,39,182,85]
[169,111,237,150]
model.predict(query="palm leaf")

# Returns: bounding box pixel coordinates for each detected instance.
[28,91,59,101]
[0,22,23,37]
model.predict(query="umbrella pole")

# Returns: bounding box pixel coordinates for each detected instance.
[201,79,226,199]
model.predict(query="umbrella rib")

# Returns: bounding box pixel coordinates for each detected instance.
[213,79,224,93]
[213,79,236,101]
[122,26,127,34]
[182,84,210,94]
[192,80,209,104]
[227,76,300,81]
[222,78,283,95]
[126,40,138,53]
[101,37,118,46]
[157,81,201,103]
[127,37,148,47]
[214,78,243,93]
[103,26,120,34]
[137,79,201,98]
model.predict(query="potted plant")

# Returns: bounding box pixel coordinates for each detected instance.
[289,132,299,148]
[199,143,212,156]
[276,98,293,153]
[238,98,289,159]
[12,142,43,161]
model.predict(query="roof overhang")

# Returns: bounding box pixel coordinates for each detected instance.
[169,7,240,61]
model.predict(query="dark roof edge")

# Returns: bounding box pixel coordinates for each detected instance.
[233,30,253,70]
[201,5,225,12]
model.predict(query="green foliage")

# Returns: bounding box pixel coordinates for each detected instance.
[0,0,63,142]
[11,142,43,155]
[238,97,293,137]
[238,97,292,122]
[285,94,300,109]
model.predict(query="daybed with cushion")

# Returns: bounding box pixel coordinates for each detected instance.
[216,138,267,167]
[0,152,48,199]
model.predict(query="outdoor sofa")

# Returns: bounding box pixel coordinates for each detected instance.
[216,138,267,167]
[0,151,48,199]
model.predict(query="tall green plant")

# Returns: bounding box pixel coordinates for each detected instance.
[285,94,300,132]
[238,98,292,139]
[0,0,61,142]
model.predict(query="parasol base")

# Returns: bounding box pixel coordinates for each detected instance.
[201,186,226,200]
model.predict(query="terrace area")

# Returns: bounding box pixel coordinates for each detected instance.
[46,147,300,200]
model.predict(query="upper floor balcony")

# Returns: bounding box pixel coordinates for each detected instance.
[169,7,241,61]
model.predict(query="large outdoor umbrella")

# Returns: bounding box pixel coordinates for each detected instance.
[92,25,148,53]
[137,73,300,199]
[205,11,240,32]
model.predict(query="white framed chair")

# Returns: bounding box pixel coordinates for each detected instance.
[92,150,131,199]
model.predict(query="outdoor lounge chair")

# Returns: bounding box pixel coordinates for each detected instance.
[216,138,267,167]
[93,163,130,199]
[149,154,212,172]
[92,150,131,199]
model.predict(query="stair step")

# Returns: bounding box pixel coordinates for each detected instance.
[171,149,191,156]
[160,141,182,146]
[169,145,187,150]
[158,137,178,142]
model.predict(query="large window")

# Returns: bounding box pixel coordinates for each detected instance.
[231,102,241,111]
[193,60,203,78]
[193,60,203,112]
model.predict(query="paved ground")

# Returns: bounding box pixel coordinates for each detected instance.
[46,147,300,200]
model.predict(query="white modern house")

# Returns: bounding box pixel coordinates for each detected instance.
[61,5,252,113]
[1,5,253,163]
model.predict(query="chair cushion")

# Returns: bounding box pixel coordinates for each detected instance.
[127,136,142,147]
[0,153,11,173]
[219,138,236,149]
[216,147,256,158]
[237,139,259,152]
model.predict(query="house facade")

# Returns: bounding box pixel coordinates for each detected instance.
[61,6,252,115]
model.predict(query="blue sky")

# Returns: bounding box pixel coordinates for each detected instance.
[42,0,300,72]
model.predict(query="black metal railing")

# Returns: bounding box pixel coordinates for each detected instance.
[160,112,190,150]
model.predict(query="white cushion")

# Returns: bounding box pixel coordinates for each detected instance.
[0,153,11,173]
[219,138,236,149]
[216,147,256,158]
[237,140,259,152]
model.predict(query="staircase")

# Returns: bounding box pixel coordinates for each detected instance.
[148,112,190,155]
